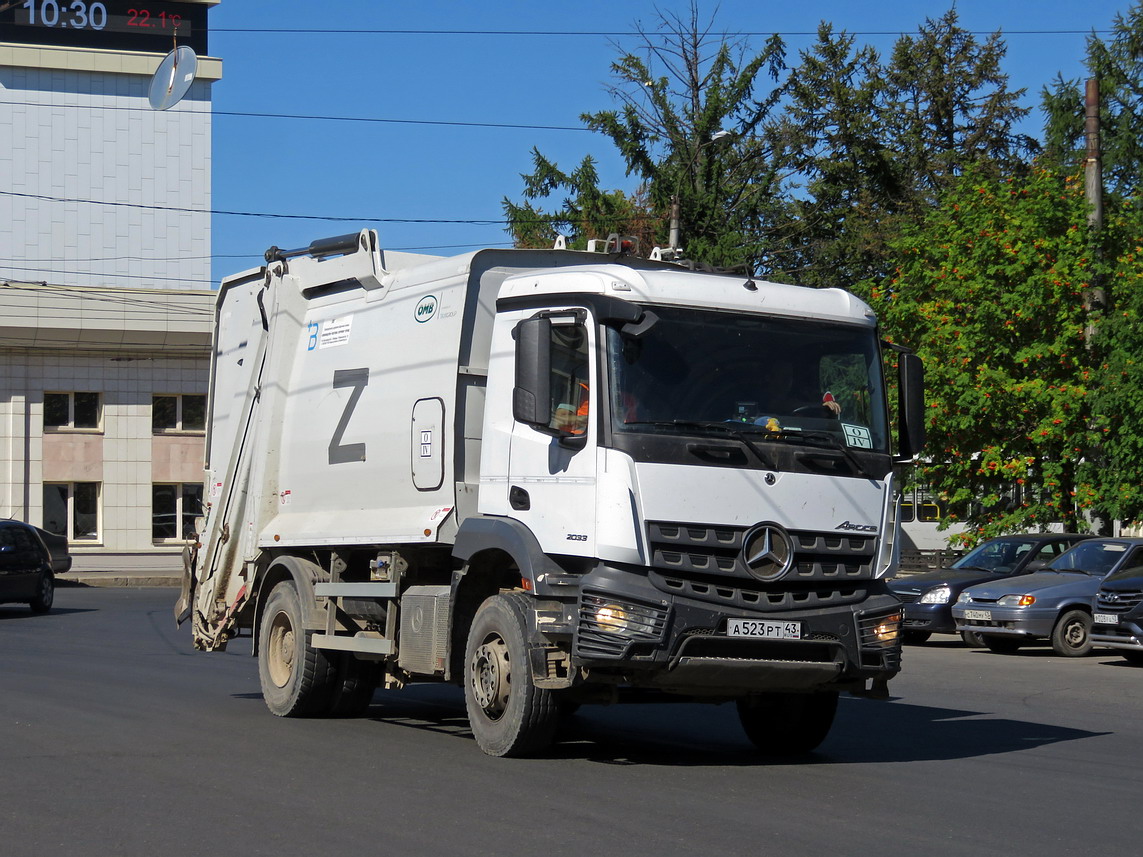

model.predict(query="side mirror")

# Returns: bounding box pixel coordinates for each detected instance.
[896,351,925,460]
[512,316,551,429]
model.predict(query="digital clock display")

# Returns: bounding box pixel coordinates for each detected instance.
[1,1,208,54]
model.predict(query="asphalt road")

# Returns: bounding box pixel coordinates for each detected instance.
[3,587,1142,857]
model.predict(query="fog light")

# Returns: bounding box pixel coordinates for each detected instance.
[595,604,631,632]
[873,611,902,643]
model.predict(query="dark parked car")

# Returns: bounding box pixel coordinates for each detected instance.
[889,533,1092,644]
[952,538,1143,656]
[1090,563,1143,665]
[0,519,69,613]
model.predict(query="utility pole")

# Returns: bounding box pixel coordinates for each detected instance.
[1083,78,1106,344]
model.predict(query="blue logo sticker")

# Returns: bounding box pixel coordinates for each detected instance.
[414,295,438,323]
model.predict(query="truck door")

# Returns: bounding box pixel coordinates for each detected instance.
[507,313,598,557]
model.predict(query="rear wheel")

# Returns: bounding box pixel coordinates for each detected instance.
[736,691,839,756]
[29,569,54,614]
[1050,610,1093,657]
[464,593,558,757]
[258,581,335,716]
[983,635,1022,655]
[326,654,379,717]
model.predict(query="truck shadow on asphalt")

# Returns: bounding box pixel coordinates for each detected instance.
[233,683,1107,767]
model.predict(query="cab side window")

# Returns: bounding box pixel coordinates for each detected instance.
[547,323,590,435]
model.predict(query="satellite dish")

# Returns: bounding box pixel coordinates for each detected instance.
[148,46,198,111]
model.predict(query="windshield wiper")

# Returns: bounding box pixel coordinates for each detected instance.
[792,430,873,479]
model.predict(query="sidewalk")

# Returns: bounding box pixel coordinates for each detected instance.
[58,552,184,588]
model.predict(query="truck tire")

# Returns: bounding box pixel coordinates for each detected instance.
[1050,609,1092,657]
[29,569,54,614]
[464,593,558,757]
[736,691,838,756]
[258,581,335,717]
[326,654,379,717]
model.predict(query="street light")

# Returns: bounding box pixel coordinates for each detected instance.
[667,130,735,254]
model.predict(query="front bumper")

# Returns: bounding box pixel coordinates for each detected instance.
[1091,615,1143,651]
[569,563,901,694]
[900,601,957,635]
[952,605,1056,639]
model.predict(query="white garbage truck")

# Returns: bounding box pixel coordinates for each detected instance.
[176,230,925,757]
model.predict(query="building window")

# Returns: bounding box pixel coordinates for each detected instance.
[153,394,207,432]
[43,483,101,542]
[152,483,204,541]
[44,392,102,430]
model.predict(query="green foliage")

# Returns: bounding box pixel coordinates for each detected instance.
[1083,197,1143,520]
[867,167,1102,541]
[503,4,785,268]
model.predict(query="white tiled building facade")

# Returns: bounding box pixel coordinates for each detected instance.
[1,1,221,566]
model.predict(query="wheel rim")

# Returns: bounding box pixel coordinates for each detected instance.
[1063,620,1087,649]
[470,634,511,721]
[39,575,52,607]
[267,610,296,688]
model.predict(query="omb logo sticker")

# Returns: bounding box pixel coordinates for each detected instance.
[414,295,439,323]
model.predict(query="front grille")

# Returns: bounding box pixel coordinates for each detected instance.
[893,590,921,604]
[649,569,869,613]
[1097,590,1143,613]
[648,522,876,583]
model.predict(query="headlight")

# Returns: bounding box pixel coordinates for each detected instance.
[997,594,1036,607]
[957,591,973,604]
[920,585,951,604]
[594,604,631,631]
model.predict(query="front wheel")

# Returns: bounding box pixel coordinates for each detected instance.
[1050,610,1092,657]
[736,691,839,756]
[258,581,335,717]
[464,593,558,757]
[961,630,985,648]
[29,569,54,614]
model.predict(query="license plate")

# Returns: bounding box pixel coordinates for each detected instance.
[1094,613,1119,626]
[963,609,991,621]
[727,619,801,639]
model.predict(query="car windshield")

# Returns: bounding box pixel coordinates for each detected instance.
[605,306,888,453]
[951,538,1037,572]
[1047,541,1128,576]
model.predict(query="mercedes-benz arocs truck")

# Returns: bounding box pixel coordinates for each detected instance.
[176,230,925,757]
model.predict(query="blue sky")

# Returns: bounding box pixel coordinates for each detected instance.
[206,0,1133,284]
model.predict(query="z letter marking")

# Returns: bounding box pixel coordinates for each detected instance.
[329,368,368,465]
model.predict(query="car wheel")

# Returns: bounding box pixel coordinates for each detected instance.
[1050,609,1092,657]
[29,569,54,614]
[960,630,985,648]
[902,630,931,645]
[736,692,839,755]
[983,635,1022,654]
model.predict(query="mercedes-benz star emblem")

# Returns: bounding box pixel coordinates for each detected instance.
[741,523,795,582]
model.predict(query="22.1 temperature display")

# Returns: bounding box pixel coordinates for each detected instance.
[18,1,190,33]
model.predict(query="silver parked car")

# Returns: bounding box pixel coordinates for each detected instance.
[951,538,1143,656]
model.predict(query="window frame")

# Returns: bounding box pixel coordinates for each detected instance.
[152,393,207,434]
[42,481,102,543]
[43,391,103,432]
[151,482,205,543]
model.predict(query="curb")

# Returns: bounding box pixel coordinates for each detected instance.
[57,573,182,588]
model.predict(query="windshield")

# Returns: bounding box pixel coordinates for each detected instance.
[1047,541,1127,576]
[952,538,1037,572]
[605,306,888,453]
